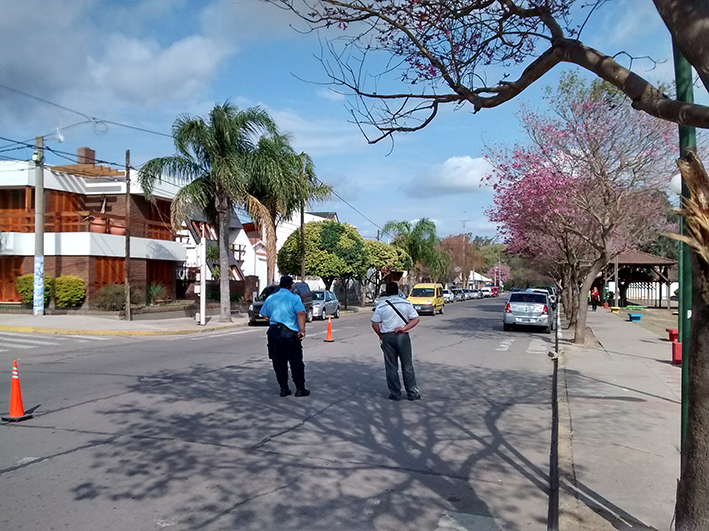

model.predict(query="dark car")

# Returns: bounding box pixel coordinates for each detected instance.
[248,282,314,325]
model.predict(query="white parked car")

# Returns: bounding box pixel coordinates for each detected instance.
[443,289,455,303]
[481,287,492,297]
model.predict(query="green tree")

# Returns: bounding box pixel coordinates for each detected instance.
[242,133,331,284]
[278,221,368,292]
[382,218,445,282]
[364,239,413,296]
[139,102,277,322]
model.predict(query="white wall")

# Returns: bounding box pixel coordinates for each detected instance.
[0,232,185,261]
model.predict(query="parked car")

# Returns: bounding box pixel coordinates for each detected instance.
[408,283,445,315]
[373,289,407,309]
[248,282,314,325]
[481,287,492,297]
[503,291,553,333]
[461,288,471,300]
[312,289,340,320]
[470,289,483,299]
[491,286,499,297]
[528,287,557,306]
[452,288,465,302]
[443,289,455,303]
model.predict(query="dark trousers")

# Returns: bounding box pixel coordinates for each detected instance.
[267,325,306,390]
[591,299,598,311]
[380,333,418,398]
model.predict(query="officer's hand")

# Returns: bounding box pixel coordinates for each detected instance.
[298,331,305,340]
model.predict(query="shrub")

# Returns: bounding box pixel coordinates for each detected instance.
[146,282,166,305]
[54,275,85,307]
[16,273,53,305]
[95,284,145,311]
[95,284,125,311]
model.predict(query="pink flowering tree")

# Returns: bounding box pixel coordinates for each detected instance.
[487,74,675,343]
[487,264,511,286]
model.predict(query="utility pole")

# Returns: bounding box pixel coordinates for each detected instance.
[674,42,696,457]
[33,136,45,316]
[300,201,305,280]
[124,150,132,321]
[460,217,470,287]
[199,223,206,326]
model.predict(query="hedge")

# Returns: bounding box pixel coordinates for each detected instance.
[16,274,53,305]
[54,275,86,308]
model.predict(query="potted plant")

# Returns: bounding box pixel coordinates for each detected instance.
[89,216,107,233]
[109,219,126,235]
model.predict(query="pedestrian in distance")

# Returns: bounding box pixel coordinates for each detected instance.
[259,275,310,397]
[591,287,600,312]
[371,281,421,401]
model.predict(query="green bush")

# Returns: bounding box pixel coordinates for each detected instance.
[146,282,167,305]
[95,283,145,311]
[16,274,53,305]
[54,275,85,308]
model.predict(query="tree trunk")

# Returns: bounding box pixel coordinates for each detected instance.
[324,278,333,290]
[676,251,709,529]
[265,218,278,285]
[217,206,232,323]
[569,268,580,328]
[574,260,606,344]
[343,279,348,310]
[674,151,709,529]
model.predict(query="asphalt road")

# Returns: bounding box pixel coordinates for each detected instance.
[0,297,555,530]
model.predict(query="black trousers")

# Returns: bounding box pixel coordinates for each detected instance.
[267,324,306,389]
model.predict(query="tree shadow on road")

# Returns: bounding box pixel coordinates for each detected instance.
[69,355,555,530]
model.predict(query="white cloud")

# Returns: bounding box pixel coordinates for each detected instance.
[403,156,494,198]
[87,34,234,107]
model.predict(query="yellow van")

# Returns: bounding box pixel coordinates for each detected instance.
[407,283,445,315]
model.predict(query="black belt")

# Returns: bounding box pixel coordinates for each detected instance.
[270,323,298,334]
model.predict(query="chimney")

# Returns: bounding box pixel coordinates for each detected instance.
[77,147,95,165]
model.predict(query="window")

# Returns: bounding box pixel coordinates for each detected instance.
[313,291,325,301]
[509,293,547,304]
[410,288,435,297]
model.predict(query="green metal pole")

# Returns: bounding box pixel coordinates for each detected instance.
[673,41,696,453]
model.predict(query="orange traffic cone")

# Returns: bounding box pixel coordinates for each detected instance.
[2,360,33,422]
[324,316,334,343]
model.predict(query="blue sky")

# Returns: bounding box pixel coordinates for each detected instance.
[0,0,688,241]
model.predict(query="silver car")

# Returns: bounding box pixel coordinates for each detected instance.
[443,289,455,303]
[470,289,483,299]
[312,290,340,319]
[503,291,553,333]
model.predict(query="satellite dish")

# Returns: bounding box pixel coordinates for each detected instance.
[55,128,64,143]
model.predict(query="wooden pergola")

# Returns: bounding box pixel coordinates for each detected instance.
[51,164,125,178]
[603,250,678,308]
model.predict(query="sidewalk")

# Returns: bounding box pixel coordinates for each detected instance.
[0,312,249,335]
[559,309,681,530]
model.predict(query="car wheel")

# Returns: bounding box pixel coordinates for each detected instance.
[544,325,552,334]
[307,308,313,323]
[334,307,340,319]
[440,305,445,315]
[503,323,510,331]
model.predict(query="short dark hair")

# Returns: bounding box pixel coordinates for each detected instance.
[385,281,399,295]
[280,275,294,288]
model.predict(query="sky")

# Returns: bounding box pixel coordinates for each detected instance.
[0,0,690,242]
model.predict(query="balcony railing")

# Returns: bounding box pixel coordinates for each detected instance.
[0,211,175,241]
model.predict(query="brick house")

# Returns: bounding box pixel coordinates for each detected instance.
[0,148,186,306]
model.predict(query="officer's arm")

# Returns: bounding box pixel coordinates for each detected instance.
[297,311,306,339]
[371,322,382,338]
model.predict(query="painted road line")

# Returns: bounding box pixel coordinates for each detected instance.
[188,329,260,340]
[62,334,113,341]
[496,338,515,351]
[526,338,549,354]
[0,342,37,350]
[0,334,61,346]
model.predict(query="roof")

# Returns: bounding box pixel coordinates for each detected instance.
[612,250,677,267]
[307,212,339,221]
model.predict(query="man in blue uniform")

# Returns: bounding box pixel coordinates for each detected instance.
[371,281,421,401]
[260,275,310,397]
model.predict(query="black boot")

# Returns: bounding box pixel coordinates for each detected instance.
[294,382,310,397]
[280,387,292,397]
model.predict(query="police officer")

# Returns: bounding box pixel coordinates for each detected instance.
[259,275,310,397]
[371,281,421,401]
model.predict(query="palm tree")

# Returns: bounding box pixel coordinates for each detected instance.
[241,133,330,284]
[382,218,443,283]
[138,103,276,322]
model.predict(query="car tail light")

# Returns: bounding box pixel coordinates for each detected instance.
[505,303,511,313]
[542,305,549,315]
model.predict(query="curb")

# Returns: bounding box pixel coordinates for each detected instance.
[0,323,244,337]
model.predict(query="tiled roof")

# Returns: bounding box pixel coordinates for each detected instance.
[613,250,677,266]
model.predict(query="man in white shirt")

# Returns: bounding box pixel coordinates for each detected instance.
[371,281,421,401]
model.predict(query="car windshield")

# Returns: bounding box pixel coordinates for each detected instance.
[312,291,325,301]
[256,285,280,301]
[410,288,434,297]
[510,293,547,304]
